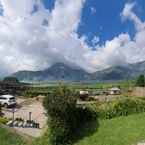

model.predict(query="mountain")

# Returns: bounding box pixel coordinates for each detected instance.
[11,61,145,82]
[92,61,145,81]
[12,63,90,82]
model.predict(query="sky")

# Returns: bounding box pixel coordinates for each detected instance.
[0,0,145,76]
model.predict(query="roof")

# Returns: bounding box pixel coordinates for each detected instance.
[110,87,121,91]
[1,95,15,98]
[79,91,89,94]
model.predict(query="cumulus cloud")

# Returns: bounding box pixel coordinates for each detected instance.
[89,2,145,70]
[120,3,145,62]
[121,2,145,31]
[0,0,145,76]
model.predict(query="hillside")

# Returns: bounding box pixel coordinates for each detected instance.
[11,61,145,82]
[92,61,145,81]
[12,63,90,82]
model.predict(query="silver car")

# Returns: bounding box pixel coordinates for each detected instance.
[0,95,16,107]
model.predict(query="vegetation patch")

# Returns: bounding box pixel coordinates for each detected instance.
[0,117,9,125]
[81,97,145,120]
[0,127,28,145]
[74,112,145,145]
[44,85,98,145]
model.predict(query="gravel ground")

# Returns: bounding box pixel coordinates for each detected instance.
[3,98,47,137]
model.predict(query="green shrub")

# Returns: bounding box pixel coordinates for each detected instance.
[44,85,97,145]
[97,97,145,119]
[136,74,145,87]
[0,104,2,116]
[0,117,9,124]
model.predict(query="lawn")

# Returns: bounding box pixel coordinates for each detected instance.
[74,112,145,145]
[1,112,145,145]
[0,126,28,145]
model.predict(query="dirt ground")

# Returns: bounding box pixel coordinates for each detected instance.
[137,143,145,145]
[3,97,47,138]
[130,87,145,97]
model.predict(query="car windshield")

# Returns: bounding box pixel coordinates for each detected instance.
[9,97,15,100]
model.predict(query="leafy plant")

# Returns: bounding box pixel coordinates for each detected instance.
[44,85,97,145]
[0,117,9,124]
[97,97,145,119]
[136,74,145,87]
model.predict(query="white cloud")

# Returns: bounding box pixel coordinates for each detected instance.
[121,2,145,31]
[0,1,145,76]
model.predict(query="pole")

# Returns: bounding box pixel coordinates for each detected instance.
[12,108,15,126]
[29,112,32,121]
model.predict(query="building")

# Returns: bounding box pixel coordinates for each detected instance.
[109,87,121,95]
[79,90,89,101]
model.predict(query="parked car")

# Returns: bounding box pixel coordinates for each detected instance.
[0,95,16,107]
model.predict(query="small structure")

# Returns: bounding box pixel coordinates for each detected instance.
[109,87,121,95]
[79,90,89,101]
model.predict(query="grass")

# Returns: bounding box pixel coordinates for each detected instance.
[29,112,145,145]
[28,80,135,90]
[31,131,50,145]
[1,112,145,145]
[0,126,28,145]
[74,112,145,145]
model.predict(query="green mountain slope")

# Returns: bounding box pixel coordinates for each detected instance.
[11,61,145,82]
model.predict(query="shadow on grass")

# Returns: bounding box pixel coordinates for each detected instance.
[69,107,99,145]
[48,107,99,145]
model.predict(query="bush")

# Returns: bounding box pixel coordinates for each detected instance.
[44,85,97,145]
[0,117,9,124]
[97,97,145,119]
[3,77,19,84]
[0,104,2,116]
[136,74,145,87]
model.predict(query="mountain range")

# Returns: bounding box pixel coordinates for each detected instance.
[11,61,145,82]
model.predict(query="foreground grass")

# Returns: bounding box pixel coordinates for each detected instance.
[1,112,145,145]
[32,112,145,145]
[75,112,145,145]
[0,126,28,145]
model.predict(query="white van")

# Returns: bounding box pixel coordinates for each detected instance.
[0,95,16,107]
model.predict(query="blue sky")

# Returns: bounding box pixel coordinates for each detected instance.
[80,0,145,45]
[42,0,55,11]
[43,0,145,45]
[78,0,145,43]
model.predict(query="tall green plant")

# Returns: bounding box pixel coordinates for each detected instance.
[136,74,145,87]
[0,104,2,116]
[44,85,77,145]
[98,97,145,119]
[44,85,97,145]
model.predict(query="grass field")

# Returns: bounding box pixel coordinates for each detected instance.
[0,126,28,145]
[29,80,135,89]
[24,80,135,97]
[1,112,145,145]
[74,113,145,145]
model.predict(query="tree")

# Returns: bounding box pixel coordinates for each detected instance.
[43,85,97,145]
[3,77,19,84]
[43,85,78,145]
[136,74,145,87]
